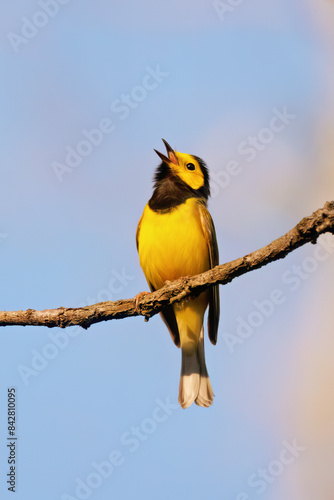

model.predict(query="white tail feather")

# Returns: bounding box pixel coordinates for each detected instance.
[178,327,214,409]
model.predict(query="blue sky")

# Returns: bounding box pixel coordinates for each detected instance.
[1,1,334,499]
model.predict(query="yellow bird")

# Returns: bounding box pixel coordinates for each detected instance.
[136,140,220,409]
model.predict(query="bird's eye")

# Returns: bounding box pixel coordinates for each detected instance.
[186,163,195,171]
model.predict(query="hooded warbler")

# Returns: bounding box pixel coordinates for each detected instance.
[136,139,220,409]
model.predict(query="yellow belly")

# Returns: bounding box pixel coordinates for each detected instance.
[138,198,210,290]
[138,198,210,352]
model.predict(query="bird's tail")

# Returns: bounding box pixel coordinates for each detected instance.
[178,327,214,409]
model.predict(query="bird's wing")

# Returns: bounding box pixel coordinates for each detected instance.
[199,202,220,345]
[136,213,180,347]
[135,214,142,251]
[149,281,181,347]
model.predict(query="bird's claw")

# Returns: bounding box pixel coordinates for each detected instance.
[134,291,150,314]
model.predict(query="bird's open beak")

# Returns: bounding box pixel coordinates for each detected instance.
[154,139,178,165]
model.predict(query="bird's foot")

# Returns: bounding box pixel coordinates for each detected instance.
[134,291,150,314]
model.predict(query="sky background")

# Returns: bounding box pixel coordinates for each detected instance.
[1,1,334,499]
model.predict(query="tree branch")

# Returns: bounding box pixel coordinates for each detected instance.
[1,201,334,330]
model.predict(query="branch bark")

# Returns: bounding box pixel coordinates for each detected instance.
[1,201,334,330]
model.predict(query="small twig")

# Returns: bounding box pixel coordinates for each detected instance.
[0,201,333,330]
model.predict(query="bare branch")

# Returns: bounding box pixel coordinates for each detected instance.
[1,201,334,330]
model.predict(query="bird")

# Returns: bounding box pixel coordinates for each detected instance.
[136,139,220,409]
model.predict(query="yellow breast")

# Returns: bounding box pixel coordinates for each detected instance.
[138,198,210,290]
